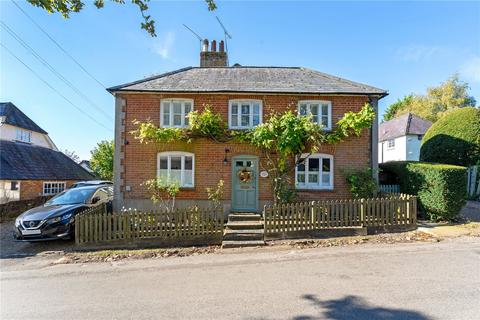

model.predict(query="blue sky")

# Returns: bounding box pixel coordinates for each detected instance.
[1,1,479,159]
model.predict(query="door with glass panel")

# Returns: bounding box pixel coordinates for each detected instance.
[231,156,258,212]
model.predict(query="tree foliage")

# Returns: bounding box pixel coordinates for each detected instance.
[420,107,480,167]
[382,75,477,122]
[90,140,114,180]
[27,0,217,37]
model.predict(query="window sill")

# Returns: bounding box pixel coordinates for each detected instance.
[296,187,334,192]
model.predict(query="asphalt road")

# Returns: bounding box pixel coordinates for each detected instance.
[1,237,479,320]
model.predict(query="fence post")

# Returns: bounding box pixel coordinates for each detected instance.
[360,199,365,227]
[75,214,80,244]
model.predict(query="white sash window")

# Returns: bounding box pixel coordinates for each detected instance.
[296,153,333,190]
[157,152,194,187]
[160,99,193,128]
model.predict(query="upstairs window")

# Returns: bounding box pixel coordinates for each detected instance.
[43,182,66,196]
[296,154,333,190]
[157,152,194,187]
[387,139,395,149]
[229,100,262,129]
[16,129,31,143]
[160,99,193,128]
[298,101,332,130]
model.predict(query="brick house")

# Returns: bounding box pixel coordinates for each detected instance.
[0,102,94,203]
[108,40,387,213]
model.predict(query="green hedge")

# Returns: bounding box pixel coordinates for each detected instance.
[420,107,480,167]
[380,161,467,220]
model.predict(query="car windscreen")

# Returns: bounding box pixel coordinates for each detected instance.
[45,188,96,205]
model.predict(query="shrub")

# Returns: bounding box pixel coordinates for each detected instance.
[420,107,480,166]
[343,168,378,199]
[381,161,467,221]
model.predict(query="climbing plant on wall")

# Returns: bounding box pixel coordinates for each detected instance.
[131,103,376,204]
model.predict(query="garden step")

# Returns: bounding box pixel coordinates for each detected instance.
[228,214,262,222]
[223,229,264,241]
[225,221,264,230]
[222,240,265,248]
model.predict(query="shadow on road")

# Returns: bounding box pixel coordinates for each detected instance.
[292,294,431,320]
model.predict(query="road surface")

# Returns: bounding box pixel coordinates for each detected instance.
[1,237,479,320]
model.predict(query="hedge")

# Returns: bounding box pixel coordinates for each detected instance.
[380,161,467,220]
[420,107,480,167]
[0,196,51,222]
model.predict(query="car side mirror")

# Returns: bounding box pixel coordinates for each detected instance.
[91,196,101,204]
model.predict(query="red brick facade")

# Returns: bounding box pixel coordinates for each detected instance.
[118,93,372,205]
[19,180,76,200]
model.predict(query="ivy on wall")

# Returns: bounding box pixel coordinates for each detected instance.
[131,103,376,204]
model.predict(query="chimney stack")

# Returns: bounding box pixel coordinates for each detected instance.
[200,38,228,67]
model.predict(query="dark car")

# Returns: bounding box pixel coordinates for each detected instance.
[14,185,113,241]
[70,180,113,188]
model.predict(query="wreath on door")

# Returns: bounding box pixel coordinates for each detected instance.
[237,169,252,183]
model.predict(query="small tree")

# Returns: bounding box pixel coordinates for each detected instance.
[143,178,180,212]
[206,180,224,210]
[90,140,114,180]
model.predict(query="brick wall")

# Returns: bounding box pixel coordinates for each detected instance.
[119,93,371,202]
[19,180,77,200]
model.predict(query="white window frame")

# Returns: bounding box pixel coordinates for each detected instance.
[298,100,332,131]
[387,139,395,149]
[295,153,334,190]
[43,182,66,196]
[157,152,195,188]
[160,99,194,128]
[228,99,263,129]
[16,129,32,143]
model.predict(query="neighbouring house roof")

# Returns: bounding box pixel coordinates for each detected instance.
[0,102,47,134]
[0,140,95,180]
[107,66,388,97]
[379,113,432,142]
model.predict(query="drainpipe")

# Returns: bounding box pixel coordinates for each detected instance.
[369,96,379,186]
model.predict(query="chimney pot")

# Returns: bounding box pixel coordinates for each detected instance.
[219,40,225,52]
[211,40,217,52]
[202,39,209,52]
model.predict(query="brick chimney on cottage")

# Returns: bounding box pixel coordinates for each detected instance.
[200,39,228,67]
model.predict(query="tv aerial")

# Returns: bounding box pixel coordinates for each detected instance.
[183,24,204,50]
[216,16,232,52]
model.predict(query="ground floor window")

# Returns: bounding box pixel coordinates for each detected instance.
[157,152,194,187]
[43,182,66,196]
[295,153,333,190]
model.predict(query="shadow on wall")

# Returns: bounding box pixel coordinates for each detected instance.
[292,294,431,320]
[420,134,480,167]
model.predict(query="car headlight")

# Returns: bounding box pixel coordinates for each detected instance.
[62,213,73,221]
[15,217,21,227]
[49,216,61,223]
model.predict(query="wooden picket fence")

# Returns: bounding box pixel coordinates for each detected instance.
[263,194,417,235]
[75,205,224,245]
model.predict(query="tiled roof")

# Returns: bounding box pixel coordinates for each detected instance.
[0,102,47,134]
[107,66,387,96]
[379,113,432,142]
[0,140,95,180]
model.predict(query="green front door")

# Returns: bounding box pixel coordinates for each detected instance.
[232,156,258,212]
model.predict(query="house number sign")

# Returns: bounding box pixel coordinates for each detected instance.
[260,171,268,178]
